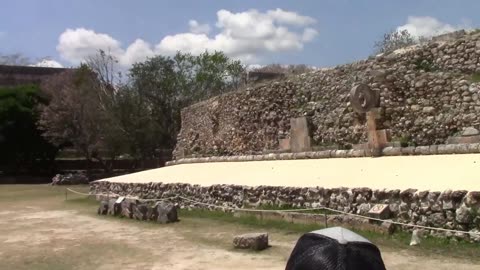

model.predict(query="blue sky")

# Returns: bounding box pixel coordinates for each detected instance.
[1,0,479,68]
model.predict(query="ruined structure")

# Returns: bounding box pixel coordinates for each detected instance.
[0,65,68,87]
[174,30,480,158]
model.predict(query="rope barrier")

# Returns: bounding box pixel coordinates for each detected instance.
[65,188,480,236]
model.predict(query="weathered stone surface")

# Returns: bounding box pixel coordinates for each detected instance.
[465,191,480,207]
[97,201,108,215]
[107,199,121,216]
[233,233,269,250]
[462,127,480,136]
[382,147,402,156]
[381,220,396,235]
[455,206,473,224]
[90,181,480,241]
[153,201,178,224]
[368,204,391,220]
[132,202,149,221]
[429,213,446,227]
[120,199,134,219]
[173,31,480,158]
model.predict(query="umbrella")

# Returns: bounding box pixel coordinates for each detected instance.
[285,227,386,270]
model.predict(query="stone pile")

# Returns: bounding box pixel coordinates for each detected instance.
[174,30,480,158]
[97,197,178,224]
[90,181,480,242]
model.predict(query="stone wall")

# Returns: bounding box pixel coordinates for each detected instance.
[166,143,480,166]
[90,181,480,242]
[174,30,480,158]
[0,65,68,87]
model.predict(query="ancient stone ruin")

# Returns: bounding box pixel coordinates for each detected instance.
[90,181,480,243]
[174,30,480,158]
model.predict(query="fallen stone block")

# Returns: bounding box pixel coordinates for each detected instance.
[108,199,121,216]
[133,202,149,221]
[97,201,109,215]
[121,198,134,219]
[380,220,395,235]
[151,201,178,224]
[233,233,269,251]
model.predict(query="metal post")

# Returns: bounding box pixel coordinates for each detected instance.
[65,188,67,201]
[324,212,328,228]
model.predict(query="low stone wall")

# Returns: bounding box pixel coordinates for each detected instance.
[90,181,480,242]
[166,143,480,166]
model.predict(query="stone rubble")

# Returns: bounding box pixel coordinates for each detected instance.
[97,197,178,224]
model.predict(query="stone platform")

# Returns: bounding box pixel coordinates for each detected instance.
[97,153,480,191]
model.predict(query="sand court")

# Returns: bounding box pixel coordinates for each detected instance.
[98,154,480,191]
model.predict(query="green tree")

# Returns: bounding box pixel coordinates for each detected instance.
[0,85,58,174]
[127,50,245,155]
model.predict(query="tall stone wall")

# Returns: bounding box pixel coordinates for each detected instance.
[174,30,480,158]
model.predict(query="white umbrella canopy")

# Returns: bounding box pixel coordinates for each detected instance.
[310,227,371,245]
[285,227,386,270]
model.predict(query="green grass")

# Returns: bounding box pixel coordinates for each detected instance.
[180,208,480,261]
[471,73,480,83]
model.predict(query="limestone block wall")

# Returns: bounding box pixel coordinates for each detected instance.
[174,30,480,158]
[90,181,480,242]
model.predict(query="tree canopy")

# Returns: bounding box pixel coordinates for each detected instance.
[0,85,58,174]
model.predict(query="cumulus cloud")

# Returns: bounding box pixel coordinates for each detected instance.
[57,28,123,63]
[266,8,316,26]
[397,16,466,38]
[120,39,155,66]
[57,8,318,66]
[189,20,211,34]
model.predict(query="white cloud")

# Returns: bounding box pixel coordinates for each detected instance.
[57,28,123,63]
[189,20,211,34]
[397,16,465,38]
[157,9,317,62]
[57,9,318,66]
[302,28,318,42]
[266,8,316,26]
[120,39,154,66]
[30,59,63,68]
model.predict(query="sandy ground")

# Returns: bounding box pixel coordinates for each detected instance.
[98,154,480,191]
[1,185,479,269]
[0,196,479,270]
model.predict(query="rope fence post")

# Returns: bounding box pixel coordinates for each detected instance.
[324,211,328,228]
[65,188,67,201]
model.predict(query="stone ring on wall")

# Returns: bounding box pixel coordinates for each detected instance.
[349,84,377,113]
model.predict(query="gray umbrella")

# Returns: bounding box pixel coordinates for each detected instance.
[285,227,386,270]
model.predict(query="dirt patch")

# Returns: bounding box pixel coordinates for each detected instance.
[0,185,479,269]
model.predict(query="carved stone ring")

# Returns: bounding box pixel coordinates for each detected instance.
[349,84,376,113]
